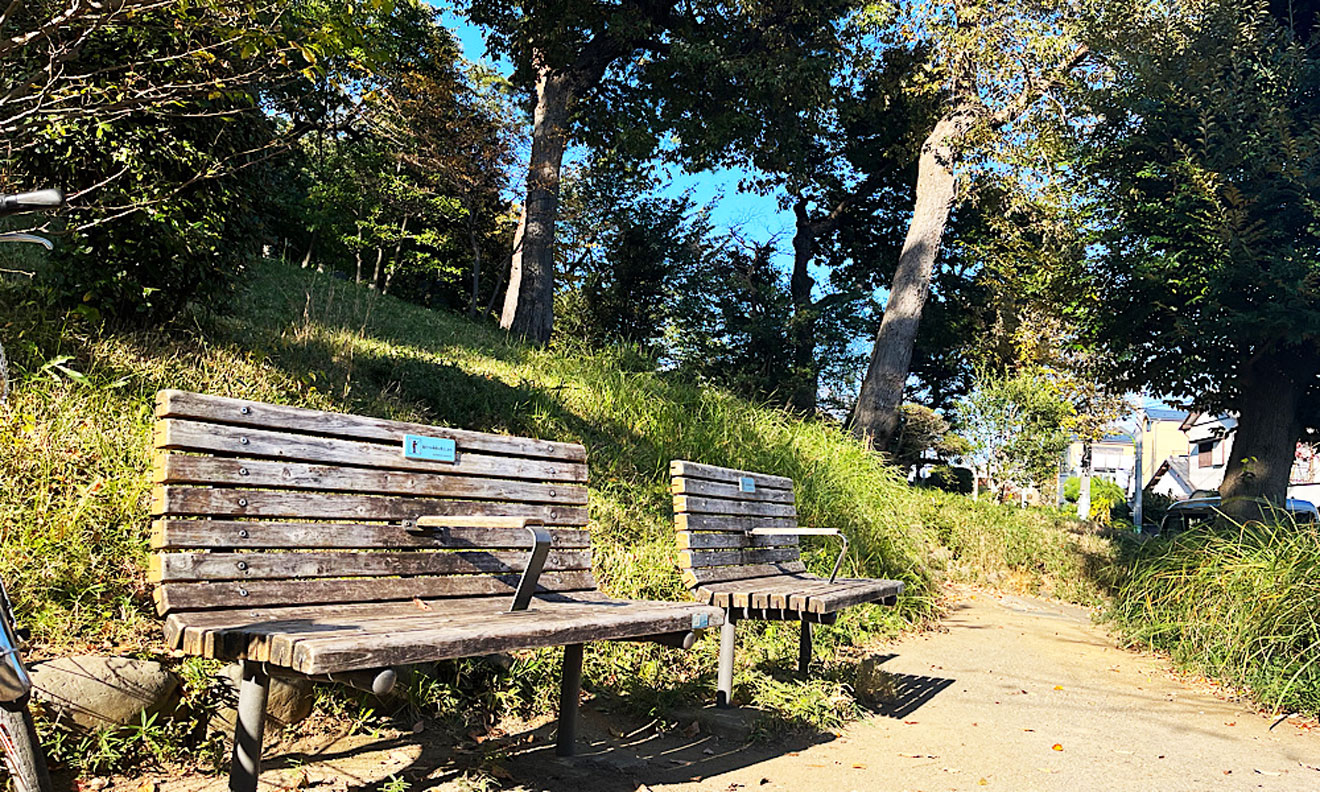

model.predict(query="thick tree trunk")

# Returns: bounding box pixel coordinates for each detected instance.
[370,246,384,291]
[850,112,968,448]
[501,59,572,344]
[1220,354,1302,522]
[789,198,819,414]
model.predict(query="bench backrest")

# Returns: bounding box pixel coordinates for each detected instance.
[669,460,806,588]
[150,390,593,617]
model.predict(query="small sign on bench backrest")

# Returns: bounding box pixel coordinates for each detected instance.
[403,434,456,463]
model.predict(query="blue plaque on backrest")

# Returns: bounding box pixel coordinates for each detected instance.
[739,476,756,493]
[403,434,456,463]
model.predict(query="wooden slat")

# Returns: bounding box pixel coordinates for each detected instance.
[678,547,800,569]
[155,570,597,613]
[150,549,592,583]
[151,520,591,550]
[156,390,586,462]
[669,477,795,503]
[677,532,797,550]
[286,601,718,674]
[152,488,587,525]
[673,495,797,518]
[797,579,905,613]
[674,514,797,532]
[669,460,793,490]
[153,455,587,505]
[154,420,587,483]
[681,562,805,588]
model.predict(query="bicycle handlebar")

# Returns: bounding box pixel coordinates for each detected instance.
[0,189,64,216]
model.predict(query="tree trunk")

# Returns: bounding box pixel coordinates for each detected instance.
[1220,354,1302,522]
[354,222,364,284]
[467,216,483,319]
[1076,442,1093,520]
[850,112,968,448]
[501,58,572,344]
[370,246,384,291]
[382,214,409,296]
[789,198,819,414]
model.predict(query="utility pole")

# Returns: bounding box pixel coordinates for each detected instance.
[1132,430,1144,532]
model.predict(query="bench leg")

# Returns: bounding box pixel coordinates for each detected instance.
[717,610,736,708]
[798,619,812,676]
[230,660,270,792]
[556,643,583,757]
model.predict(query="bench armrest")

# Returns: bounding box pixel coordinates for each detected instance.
[749,527,848,583]
[410,516,549,612]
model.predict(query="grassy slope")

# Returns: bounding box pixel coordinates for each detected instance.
[1,260,1115,738]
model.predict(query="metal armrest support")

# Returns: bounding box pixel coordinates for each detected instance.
[749,527,849,583]
[409,516,550,612]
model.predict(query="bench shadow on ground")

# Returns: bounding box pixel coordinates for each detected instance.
[250,655,956,792]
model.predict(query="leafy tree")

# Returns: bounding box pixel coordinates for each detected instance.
[554,163,704,352]
[957,367,1073,499]
[890,403,972,476]
[1073,0,1320,514]
[849,0,1093,449]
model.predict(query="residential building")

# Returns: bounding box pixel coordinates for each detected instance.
[1145,411,1320,501]
[1063,407,1190,494]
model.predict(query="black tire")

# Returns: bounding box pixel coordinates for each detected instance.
[0,700,50,792]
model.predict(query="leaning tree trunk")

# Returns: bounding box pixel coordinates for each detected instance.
[788,199,819,414]
[1220,353,1302,523]
[467,217,483,318]
[850,112,968,448]
[501,59,572,344]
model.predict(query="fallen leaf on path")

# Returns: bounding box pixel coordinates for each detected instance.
[903,720,918,724]
[1303,762,1320,772]
[1054,686,1063,690]
[1052,744,1063,751]
[1255,769,1282,777]
[1225,721,1236,726]
[1023,728,1035,732]
[898,754,938,759]
[852,764,865,769]
[978,778,988,786]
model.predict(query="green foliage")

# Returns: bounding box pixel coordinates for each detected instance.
[923,465,973,495]
[890,403,971,473]
[1063,476,1127,525]
[957,367,1074,495]
[1074,0,1320,425]
[1108,520,1320,717]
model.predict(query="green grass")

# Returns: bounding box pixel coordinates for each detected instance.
[1107,521,1320,716]
[2,259,1121,772]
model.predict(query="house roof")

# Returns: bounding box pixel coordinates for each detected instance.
[1150,455,1193,493]
[1101,433,1135,444]
[1144,407,1189,423]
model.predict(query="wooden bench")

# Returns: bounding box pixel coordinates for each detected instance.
[150,391,723,792]
[670,460,903,707]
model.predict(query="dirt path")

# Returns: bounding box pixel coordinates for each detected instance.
[148,587,1320,792]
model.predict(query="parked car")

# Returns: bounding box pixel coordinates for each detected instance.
[1159,496,1319,535]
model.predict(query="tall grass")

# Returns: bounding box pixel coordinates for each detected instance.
[1108,521,1320,716]
[1,259,1114,758]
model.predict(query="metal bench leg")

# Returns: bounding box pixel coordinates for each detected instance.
[556,643,583,757]
[230,660,270,792]
[798,619,812,676]
[717,610,736,708]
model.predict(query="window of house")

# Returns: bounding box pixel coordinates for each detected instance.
[1198,441,1214,468]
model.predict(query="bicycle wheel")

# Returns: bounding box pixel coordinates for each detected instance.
[0,700,50,792]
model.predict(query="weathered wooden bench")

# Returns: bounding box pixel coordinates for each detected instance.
[670,460,903,707]
[150,390,723,792]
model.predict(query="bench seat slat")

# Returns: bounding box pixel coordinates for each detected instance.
[151,520,591,550]
[152,487,587,525]
[155,570,598,613]
[150,549,592,582]
[156,390,586,462]
[154,455,588,505]
[286,600,720,674]
[155,420,588,483]
[170,595,720,673]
